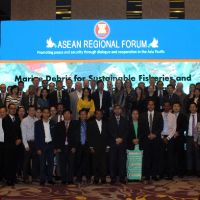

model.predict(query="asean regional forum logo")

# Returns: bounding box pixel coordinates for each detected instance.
[94,21,110,39]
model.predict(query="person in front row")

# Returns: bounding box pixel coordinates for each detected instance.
[140,100,163,183]
[186,102,200,176]
[108,104,129,184]
[21,106,38,183]
[2,103,22,186]
[35,107,56,185]
[172,102,187,178]
[74,109,90,183]
[127,109,143,151]
[88,109,109,184]
[160,101,176,180]
[54,109,76,185]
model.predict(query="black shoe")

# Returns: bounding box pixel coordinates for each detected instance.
[165,176,173,180]
[48,181,55,185]
[40,181,45,186]
[61,181,67,185]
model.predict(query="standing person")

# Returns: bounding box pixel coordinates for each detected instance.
[37,88,49,109]
[127,109,143,151]
[66,78,75,94]
[70,81,82,120]
[36,107,42,121]
[155,81,167,112]
[18,81,25,100]
[139,100,163,183]
[186,102,200,176]
[21,85,38,111]
[0,107,7,183]
[2,103,22,186]
[49,80,70,109]
[34,107,56,185]
[51,103,64,123]
[132,87,146,113]
[172,102,187,177]
[0,84,8,107]
[32,77,41,97]
[49,82,55,94]
[90,80,96,94]
[6,85,21,108]
[108,104,129,184]
[54,109,76,185]
[92,80,111,118]
[21,106,38,183]
[83,79,90,89]
[88,109,109,184]
[16,106,26,180]
[160,101,176,180]
[49,106,57,120]
[164,84,180,106]
[74,109,90,183]
[124,80,135,120]
[107,81,114,115]
[113,80,125,110]
[77,88,95,119]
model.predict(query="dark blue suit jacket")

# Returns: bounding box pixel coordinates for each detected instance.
[34,119,55,151]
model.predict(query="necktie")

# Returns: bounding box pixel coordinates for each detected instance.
[116,116,120,126]
[149,112,153,132]
[192,114,197,136]
[12,117,15,122]
[30,96,33,105]
[81,121,86,145]
[65,121,69,134]
[58,91,62,103]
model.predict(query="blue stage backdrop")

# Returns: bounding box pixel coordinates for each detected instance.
[0,19,200,92]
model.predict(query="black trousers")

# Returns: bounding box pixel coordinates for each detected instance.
[0,142,5,181]
[143,140,160,178]
[92,149,106,181]
[110,145,126,181]
[159,138,175,178]
[23,141,40,180]
[75,145,90,180]
[174,136,185,176]
[58,146,75,183]
[4,145,17,183]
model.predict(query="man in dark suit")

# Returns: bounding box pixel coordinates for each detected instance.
[0,107,7,183]
[164,84,180,105]
[172,102,187,177]
[0,84,8,107]
[21,85,38,110]
[92,80,112,118]
[108,104,129,184]
[88,109,109,184]
[185,102,200,176]
[51,103,64,123]
[139,100,163,183]
[73,109,90,183]
[2,103,22,186]
[49,80,70,109]
[155,81,167,112]
[54,109,76,184]
[127,109,143,150]
[65,78,75,94]
[34,107,56,185]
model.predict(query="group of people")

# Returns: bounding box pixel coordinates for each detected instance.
[0,76,200,186]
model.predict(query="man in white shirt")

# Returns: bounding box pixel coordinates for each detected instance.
[0,107,7,182]
[35,107,56,185]
[186,102,200,176]
[160,101,176,180]
[21,106,38,183]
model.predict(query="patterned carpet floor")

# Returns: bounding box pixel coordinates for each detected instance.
[0,177,200,200]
